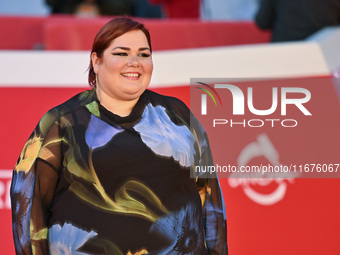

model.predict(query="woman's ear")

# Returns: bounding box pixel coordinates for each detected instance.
[91,52,100,74]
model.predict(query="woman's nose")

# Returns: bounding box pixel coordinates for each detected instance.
[127,55,140,67]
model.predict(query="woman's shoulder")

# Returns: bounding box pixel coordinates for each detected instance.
[47,89,94,115]
[144,89,190,112]
[39,89,95,126]
[144,89,191,125]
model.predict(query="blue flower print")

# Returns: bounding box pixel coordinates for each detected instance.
[134,104,194,167]
[85,114,123,150]
[11,170,35,251]
[48,223,97,255]
[149,203,206,255]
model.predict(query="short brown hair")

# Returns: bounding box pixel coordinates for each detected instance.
[88,17,152,87]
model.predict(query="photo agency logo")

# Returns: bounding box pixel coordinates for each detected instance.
[194,80,312,128]
[191,78,340,204]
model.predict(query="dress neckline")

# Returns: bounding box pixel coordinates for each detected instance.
[95,91,147,125]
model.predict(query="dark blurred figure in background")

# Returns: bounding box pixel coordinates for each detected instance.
[46,0,134,16]
[46,0,162,17]
[133,0,163,18]
[45,0,163,18]
[255,0,340,42]
[149,0,200,18]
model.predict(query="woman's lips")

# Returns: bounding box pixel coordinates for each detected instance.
[121,72,141,79]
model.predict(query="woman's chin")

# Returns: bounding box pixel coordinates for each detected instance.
[121,85,147,97]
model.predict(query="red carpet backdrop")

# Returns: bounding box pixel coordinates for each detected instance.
[1,16,340,254]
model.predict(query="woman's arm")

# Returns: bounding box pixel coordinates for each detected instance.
[192,116,228,254]
[11,111,62,254]
[162,94,228,254]
[200,178,228,254]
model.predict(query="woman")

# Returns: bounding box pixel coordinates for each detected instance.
[11,17,228,254]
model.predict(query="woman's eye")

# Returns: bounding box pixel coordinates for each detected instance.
[139,53,151,58]
[112,52,128,56]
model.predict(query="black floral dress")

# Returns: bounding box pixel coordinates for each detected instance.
[11,88,228,255]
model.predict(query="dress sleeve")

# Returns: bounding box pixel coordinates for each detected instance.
[161,94,228,254]
[191,115,228,255]
[11,110,62,254]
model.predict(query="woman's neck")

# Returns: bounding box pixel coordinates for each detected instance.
[96,88,140,117]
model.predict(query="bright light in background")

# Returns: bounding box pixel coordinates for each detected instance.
[0,0,50,16]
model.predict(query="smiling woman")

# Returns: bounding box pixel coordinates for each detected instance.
[10,17,228,255]
[91,29,153,116]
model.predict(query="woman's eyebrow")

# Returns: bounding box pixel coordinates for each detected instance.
[112,46,150,51]
[139,47,151,51]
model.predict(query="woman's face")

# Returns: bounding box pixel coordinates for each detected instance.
[92,30,153,102]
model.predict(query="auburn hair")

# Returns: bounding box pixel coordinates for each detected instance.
[88,17,152,87]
